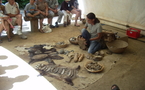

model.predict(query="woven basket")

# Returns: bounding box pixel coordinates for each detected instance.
[84,61,104,73]
[56,44,68,48]
[69,37,78,45]
[55,42,68,48]
[106,40,128,54]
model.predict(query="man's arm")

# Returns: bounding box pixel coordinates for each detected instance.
[89,33,102,41]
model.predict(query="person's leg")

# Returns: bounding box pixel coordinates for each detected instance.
[4,20,12,41]
[55,11,64,27]
[88,41,101,54]
[62,10,68,27]
[1,19,7,30]
[3,17,14,28]
[26,13,33,17]
[67,13,72,25]
[33,11,40,17]
[15,14,23,35]
[77,9,82,21]
[15,14,23,29]
[48,10,55,28]
[39,18,44,33]
[81,28,91,46]
[0,23,3,43]
[71,9,80,26]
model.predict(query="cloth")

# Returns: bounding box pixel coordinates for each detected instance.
[45,0,58,9]
[5,2,19,15]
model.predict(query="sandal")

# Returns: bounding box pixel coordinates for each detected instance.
[8,38,12,42]
[111,84,120,90]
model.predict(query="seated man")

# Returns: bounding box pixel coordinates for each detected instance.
[5,0,27,39]
[46,0,64,28]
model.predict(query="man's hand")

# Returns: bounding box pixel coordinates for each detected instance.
[53,9,58,13]
[66,10,70,13]
[46,13,48,16]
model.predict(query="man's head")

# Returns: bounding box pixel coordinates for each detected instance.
[65,0,70,2]
[8,0,15,5]
[30,0,35,4]
[86,12,100,24]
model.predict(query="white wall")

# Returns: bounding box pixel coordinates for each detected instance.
[79,0,145,30]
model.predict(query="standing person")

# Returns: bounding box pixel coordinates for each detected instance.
[45,0,63,28]
[35,0,48,33]
[80,12,103,57]
[60,0,72,27]
[24,0,40,18]
[69,0,81,27]
[5,0,24,37]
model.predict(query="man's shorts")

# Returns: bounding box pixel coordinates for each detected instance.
[11,17,17,25]
[26,11,38,16]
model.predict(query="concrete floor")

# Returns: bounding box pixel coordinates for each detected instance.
[0,10,145,90]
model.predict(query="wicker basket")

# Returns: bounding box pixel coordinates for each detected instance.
[55,42,68,48]
[69,37,78,45]
[84,61,104,73]
[106,40,128,54]
[56,44,68,48]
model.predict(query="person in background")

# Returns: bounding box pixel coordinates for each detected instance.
[60,0,72,27]
[80,12,103,57]
[24,0,40,18]
[35,0,48,33]
[0,0,14,30]
[45,0,63,28]
[5,0,27,39]
[0,0,11,42]
[69,0,82,27]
